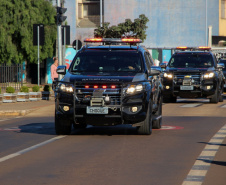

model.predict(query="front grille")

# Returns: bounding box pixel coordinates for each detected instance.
[75,83,122,105]
[173,72,202,85]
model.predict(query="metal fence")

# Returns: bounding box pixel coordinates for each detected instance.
[0,63,24,92]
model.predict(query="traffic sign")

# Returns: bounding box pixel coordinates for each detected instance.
[72,40,82,50]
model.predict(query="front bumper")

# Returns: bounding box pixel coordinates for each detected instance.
[55,92,149,126]
[162,78,217,98]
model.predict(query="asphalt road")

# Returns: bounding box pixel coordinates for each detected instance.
[0,98,225,185]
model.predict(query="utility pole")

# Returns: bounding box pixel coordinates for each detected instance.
[57,0,62,66]
[100,0,103,27]
[56,0,67,79]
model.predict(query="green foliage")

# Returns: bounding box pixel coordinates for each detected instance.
[6,86,15,93]
[0,0,57,64]
[32,85,40,92]
[20,86,29,93]
[94,14,149,42]
[43,85,51,92]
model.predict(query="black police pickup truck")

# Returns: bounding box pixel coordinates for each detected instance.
[54,38,163,135]
[161,47,225,103]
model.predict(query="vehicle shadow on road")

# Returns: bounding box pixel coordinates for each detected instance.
[17,123,142,136]
[197,159,226,167]
[71,125,140,136]
[198,142,226,147]
[18,122,56,135]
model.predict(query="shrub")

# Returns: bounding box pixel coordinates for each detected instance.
[32,85,40,92]
[6,86,15,93]
[43,85,51,92]
[20,86,29,93]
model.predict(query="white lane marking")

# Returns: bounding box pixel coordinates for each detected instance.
[182,124,226,185]
[0,116,23,122]
[0,136,65,163]
[180,104,202,108]
[220,104,226,108]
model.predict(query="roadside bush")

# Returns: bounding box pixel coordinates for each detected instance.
[20,86,29,93]
[43,85,51,92]
[32,85,40,92]
[6,86,15,93]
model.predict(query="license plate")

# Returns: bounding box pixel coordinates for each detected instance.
[86,106,108,114]
[180,85,194,90]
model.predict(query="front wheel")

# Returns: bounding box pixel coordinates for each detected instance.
[219,85,223,102]
[73,122,87,129]
[55,112,72,135]
[137,102,152,135]
[152,95,162,129]
[209,86,219,103]
[163,95,177,103]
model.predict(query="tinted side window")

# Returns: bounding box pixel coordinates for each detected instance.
[147,52,154,66]
[144,52,151,71]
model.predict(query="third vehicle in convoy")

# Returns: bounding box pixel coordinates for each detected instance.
[161,46,225,103]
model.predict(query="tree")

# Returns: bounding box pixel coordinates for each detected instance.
[0,0,57,64]
[94,14,149,42]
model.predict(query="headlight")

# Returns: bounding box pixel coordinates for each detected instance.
[126,84,144,94]
[163,73,173,78]
[203,72,215,79]
[59,83,73,93]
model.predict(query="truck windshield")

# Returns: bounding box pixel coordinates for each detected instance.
[71,51,143,73]
[168,54,214,68]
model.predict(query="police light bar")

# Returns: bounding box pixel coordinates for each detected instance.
[198,46,211,50]
[121,38,142,43]
[84,38,103,42]
[176,46,188,50]
[176,46,211,51]
[176,46,193,50]
[84,38,142,44]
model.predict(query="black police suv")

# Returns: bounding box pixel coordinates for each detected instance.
[219,58,226,92]
[54,38,163,135]
[160,47,225,103]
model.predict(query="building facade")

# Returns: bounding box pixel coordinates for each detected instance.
[64,0,226,48]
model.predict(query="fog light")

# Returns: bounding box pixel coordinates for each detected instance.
[131,107,138,113]
[206,86,211,90]
[63,106,70,111]
[166,86,170,89]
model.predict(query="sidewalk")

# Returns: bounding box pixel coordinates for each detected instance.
[0,98,55,117]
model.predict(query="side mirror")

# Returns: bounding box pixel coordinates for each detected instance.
[149,66,161,76]
[160,63,167,68]
[57,65,66,75]
[217,63,225,69]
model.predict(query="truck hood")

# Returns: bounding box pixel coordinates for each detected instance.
[62,72,147,83]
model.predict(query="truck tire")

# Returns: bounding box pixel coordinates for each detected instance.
[73,122,87,129]
[209,86,219,103]
[152,95,162,129]
[163,95,177,103]
[137,102,152,135]
[55,112,72,135]
[219,85,223,102]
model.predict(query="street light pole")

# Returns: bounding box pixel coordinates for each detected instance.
[205,0,207,46]
[100,0,103,27]
[57,0,62,67]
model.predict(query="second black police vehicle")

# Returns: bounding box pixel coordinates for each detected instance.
[54,38,163,135]
[161,46,225,103]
